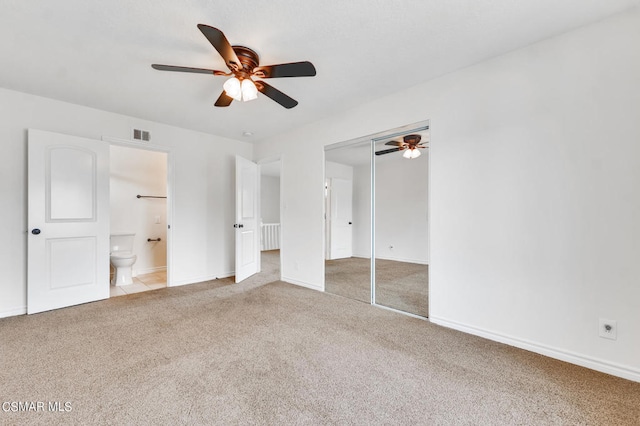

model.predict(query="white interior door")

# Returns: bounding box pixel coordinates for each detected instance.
[235,155,260,283]
[329,178,353,260]
[28,129,110,314]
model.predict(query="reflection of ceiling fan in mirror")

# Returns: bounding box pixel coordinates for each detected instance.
[375,134,428,159]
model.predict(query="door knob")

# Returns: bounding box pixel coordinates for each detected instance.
[31,228,41,235]
[233,224,244,228]
[348,222,352,225]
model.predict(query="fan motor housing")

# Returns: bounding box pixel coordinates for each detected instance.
[404,134,422,146]
[232,46,260,74]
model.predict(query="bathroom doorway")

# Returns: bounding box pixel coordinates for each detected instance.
[108,144,170,297]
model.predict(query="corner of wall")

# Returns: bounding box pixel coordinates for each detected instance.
[0,306,27,319]
[281,276,324,292]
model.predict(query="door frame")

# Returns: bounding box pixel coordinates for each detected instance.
[102,136,174,287]
[257,155,284,281]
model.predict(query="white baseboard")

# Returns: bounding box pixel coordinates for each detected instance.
[350,254,430,265]
[281,276,323,292]
[352,252,370,259]
[0,306,27,319]
[133,266,167,277]
[375,255,428,265]
[169,271,233,287]
[430,316,640,383]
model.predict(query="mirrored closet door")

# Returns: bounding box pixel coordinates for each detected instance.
[324,122,429,318]
[373,129,429,317]
[324,141,371,304]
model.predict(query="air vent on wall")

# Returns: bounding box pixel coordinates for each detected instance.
[133,128,151,142]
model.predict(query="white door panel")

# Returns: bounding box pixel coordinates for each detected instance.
[235,156,260,282]
[28,129,110,314]
[329,178,353,260]
[49,147,96,220]
[48,237,96,289]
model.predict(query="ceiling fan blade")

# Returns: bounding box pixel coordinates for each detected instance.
[151,64,228,75]
[385,140,404,147]
[214,91,234,107]
[197,24,242,72]
[255,81,298,109]
[375,147,401,156]
[253,61,317,78]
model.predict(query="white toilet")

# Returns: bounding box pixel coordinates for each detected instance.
[110,233,137,286]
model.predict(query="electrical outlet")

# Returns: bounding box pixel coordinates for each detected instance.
[599,319,617,340]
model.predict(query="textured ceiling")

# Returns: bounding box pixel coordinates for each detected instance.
[1,0,638,143]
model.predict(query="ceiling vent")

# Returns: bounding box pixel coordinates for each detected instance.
[133,128,150,142]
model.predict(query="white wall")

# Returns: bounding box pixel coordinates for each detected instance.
[260,175,280,224]
[110,145,167,275]
[375,154,429,264]
[325,161,353,180]
[352,163,370,258]
[255,7,640,381]
[0,88,251,317]
[325,152,429,262]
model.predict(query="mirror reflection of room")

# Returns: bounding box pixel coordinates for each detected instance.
[324,142,371,304]
[374,131,429,317]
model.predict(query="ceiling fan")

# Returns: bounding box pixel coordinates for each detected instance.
[375,134,428,159]
[151,24,316,109]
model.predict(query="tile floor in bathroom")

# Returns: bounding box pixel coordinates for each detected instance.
[109,270,167,298]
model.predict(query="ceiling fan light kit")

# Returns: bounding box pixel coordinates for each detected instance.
[223,77,258,102]
[151,24,316,109]
[375,134,428,159]
[223,77,242,101]
[240,79,258,101]
[403,148,421,159]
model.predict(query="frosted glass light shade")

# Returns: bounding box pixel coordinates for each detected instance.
[223,77,242,101]
[403,148,421,159]
[241,79,258,101]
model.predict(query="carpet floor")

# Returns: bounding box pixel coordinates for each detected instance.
[325,257,428,317]
[1,253,638,425]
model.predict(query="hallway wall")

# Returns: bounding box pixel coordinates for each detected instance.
[260,175,280,224]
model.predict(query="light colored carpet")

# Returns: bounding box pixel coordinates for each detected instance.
[325,257,428,317]
[1,252,639,424]
[325,257,371,303]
